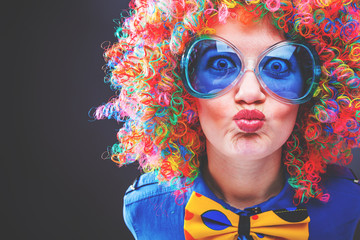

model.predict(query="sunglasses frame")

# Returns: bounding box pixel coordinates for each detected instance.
[180,35,321,104]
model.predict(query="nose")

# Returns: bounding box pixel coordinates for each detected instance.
[234,70,266,104]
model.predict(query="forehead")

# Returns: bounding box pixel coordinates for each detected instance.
[212,17,285,55]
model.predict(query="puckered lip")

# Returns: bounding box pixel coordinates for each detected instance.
[233,109,265,120]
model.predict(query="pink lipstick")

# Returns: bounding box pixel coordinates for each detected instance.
[233,109,265,133]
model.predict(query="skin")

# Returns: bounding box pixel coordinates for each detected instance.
[197,17,300,209]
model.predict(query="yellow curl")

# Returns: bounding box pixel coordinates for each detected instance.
[342,0,353,6]
[349,44,360,62]
[221,0,238,8]
[314,0,332,7]
[246,0,261,5]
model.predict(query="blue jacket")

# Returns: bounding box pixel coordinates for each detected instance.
[123,165,360,239]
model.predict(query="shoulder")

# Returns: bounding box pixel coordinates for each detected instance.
[322,164,360,195]
[321,164,360,206]
[124,171,175,205]
[123,172,189,240]
[325,164,359,183]
[301,165,360,239]
[318,164,360,219]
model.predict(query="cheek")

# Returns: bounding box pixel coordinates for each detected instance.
[196,98,230,123]
[270,103,299,130]
[196,98,232,135]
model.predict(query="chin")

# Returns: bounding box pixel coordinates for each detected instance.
[229,138,280,159]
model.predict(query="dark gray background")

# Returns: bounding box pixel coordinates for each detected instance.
[4,0,359,239]
[5,0,137,239]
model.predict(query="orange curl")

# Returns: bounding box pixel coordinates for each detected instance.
[172,121,188,138]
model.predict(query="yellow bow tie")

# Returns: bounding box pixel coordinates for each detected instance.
[184,192,310,240]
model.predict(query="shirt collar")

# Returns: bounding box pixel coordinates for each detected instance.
[192,170,296,214]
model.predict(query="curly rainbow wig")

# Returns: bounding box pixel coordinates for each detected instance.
[95,0,360,204]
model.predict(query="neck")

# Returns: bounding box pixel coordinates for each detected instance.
[203,146,285,210]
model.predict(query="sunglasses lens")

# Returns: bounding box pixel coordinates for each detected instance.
[258,44,316,101]
[184,39,241,96]
[182,37,318,102]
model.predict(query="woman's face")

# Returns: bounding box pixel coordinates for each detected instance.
[197,18,299,161]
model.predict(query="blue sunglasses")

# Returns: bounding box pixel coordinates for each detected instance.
[180,35,321,104]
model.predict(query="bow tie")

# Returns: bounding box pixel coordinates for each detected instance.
[184,192,310,240]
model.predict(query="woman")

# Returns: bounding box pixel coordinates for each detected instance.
[95,0,360,239]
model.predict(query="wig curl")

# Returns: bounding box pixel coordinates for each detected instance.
[95,0,360,204]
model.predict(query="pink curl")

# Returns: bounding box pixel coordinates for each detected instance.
[218,3,229,24]
[319,193,330,202]
[347,77,360,88]
[173,189,187,205]
[265,0,280,12]
[158,92,170,107]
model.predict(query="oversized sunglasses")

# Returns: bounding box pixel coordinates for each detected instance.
[180,35,321,104]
